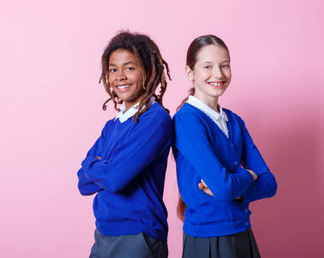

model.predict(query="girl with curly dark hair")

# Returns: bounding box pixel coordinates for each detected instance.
[77,31,171,258]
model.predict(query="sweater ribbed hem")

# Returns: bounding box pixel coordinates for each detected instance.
[183,219,251,238]
[96,220,168,242]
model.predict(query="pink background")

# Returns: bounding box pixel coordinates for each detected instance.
[1,0,324,257]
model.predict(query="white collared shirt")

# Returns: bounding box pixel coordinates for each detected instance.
[115,96,156,123]
[187,95,229,138]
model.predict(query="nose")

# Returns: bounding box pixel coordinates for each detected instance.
[212,67,223,79]
[116,70,126,81]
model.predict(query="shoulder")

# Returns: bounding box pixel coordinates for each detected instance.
[139,103,171,125]
[97,118,116,138]
[173,104,211,133]
[223,108,243,121]
[174,103,202,118]
[102,118,115,130]
[223,108,246,128]
[173,103,206,123]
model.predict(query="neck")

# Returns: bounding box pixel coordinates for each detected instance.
[123,102,139,113]
[124,103,132,113]
[193,93,220,113]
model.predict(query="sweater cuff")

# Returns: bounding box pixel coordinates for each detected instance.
[242,191,251,204]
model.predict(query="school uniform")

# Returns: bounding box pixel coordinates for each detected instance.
[172,96,277,258]
[77,97,171,258]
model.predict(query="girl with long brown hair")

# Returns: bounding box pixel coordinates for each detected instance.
[172,35,277,258]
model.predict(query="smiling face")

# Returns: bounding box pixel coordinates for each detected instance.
[108,49,145,111]
[186,44,231,110]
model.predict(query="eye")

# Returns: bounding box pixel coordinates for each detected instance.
[222,64,230,69]
[109,68,117,73]
[204,66,212,69]
[126,67,135,71]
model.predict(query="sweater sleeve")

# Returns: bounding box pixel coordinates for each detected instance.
[240,122,277,203]
[77,127,106,196]
[77,168,103,196]
[82,114,172,193]
[173,112,254,201]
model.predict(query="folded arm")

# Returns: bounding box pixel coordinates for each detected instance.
[82,116,172,193]
[240,122,277,203]
[77,167,103,195]
[174,113,254,201]
[77,125,107,196]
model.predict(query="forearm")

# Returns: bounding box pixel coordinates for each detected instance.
[83,118,172,192]
[175,145,255,201]
[174,114,255,201]
[242,172,277,203]
[199,169,258,200]
[239,121,277,203]
[82,155,140,192]
[212,166,255,200]
[77,167,103,196]
[82,145,169,192]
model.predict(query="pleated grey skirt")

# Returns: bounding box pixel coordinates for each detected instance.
[182,229,261,258]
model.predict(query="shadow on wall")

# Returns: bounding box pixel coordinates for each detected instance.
[251,112,324,258]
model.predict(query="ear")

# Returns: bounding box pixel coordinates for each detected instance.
[185,65,194,82]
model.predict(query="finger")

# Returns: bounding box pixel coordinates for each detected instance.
[201,179,208,187]
[203,188,214,196]
[198,183,205,190]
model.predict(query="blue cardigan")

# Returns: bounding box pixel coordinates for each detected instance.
[172,103,277,238]
[77,103,172,242]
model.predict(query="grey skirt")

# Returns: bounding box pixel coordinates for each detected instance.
[182,229,261,258]
[89,229,168,258]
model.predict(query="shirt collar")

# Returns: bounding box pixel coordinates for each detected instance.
[115,96,156,123]
[187,95,228,122]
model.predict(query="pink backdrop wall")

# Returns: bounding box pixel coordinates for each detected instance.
[1,0,323,257]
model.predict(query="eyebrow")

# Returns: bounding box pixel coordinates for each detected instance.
[109,61,137,66]
[202,60,230,65]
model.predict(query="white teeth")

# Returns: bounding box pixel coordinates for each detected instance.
[117,85,130,89]
[209,82,223,86]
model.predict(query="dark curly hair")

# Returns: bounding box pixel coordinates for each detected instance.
[99,31,171,122]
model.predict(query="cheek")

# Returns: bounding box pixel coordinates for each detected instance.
[133,76,144,88]
[193,71,205,81]
[107,75,115,86]
[225,70,232,79]
[134,73,143,83]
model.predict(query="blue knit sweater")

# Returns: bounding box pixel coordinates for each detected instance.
[77,103,172,241]
[172,103,277,238]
